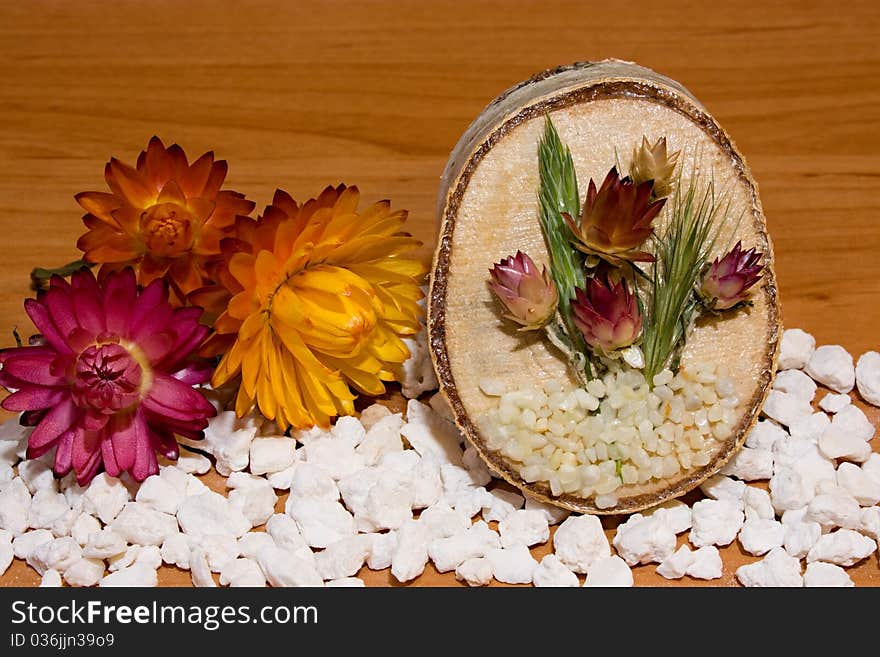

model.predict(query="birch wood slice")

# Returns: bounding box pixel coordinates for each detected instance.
[429,59,780,514]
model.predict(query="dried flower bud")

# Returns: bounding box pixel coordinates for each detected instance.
[630,136,680,198]
[700,241,764,310]
[488,251,557,330]
[572,277,642,354]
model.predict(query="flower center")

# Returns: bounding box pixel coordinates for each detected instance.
[139,202,196,257]
[72,339,149,413]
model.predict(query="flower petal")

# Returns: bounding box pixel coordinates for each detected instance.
[24,298,72,355]
[144,372,215,420]
[28,397,78,450]
[2,386,67,412]
[105,157,155,208]
[0,348,65,386]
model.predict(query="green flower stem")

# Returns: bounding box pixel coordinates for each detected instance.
[642,173,726,382]
[538,116,592,380]
[30,259,93,291]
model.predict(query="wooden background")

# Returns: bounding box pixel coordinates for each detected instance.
[1,0,878,586]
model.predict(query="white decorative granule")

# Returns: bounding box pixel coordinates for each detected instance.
[483,361,739,504]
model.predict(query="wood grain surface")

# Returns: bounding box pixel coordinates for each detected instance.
[1,0,878,587]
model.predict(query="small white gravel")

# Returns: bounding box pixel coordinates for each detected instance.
[0,324,878,589]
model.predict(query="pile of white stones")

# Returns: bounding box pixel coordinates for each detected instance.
[0,326,879,587]
[481,360,739,509]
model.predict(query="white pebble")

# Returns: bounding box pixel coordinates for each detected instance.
[788,412,830,443]
[31,536,82,573]
[738,519,785,556]
[227,479,277,528]
[805,345,855,393]
[265,514,309,554]
[481,488,525,523]
[325,577,365,587]
[761,390,814,427]
[645,499,693,534]
[62,558,104,587]
[199,535,240,573]
[18,459,57,494]
[189,549,216,587]
[552,515,610,574]
[773,369,817,402]
[359,403,392,430]
[856,351,880,406]
[499,510,550,548]
[332,415,367,447]
[583,555,633,587]
[315,535,371,580]
[836,462,880,506]
[532,554,579,587]
[803,561,854,587]
[689,499,744,547]
[818,393,851,414]
[81,474,130,524]
[0,478,31,536]
[401,399,463,466]
[82,529,126,559]
[356,414,404,466]
[202,411,258,476]
[135,475,183,516]
[365,531,398,571]
[745,420,788,451]
[686,546,723,580]
[735,547,803,587]
[39,569,62,587]
[486,545,538,584]
[0,542,13,578]
[778,328,815,370]
[390,519,429,583]
[804,491,861,531]
[175,452,212,475]
[111,502,178,546]
[818,427,872,463]
[257,545,322,587]
[397,325,438,399]
[287,497,356,549]
[266,465,298,490]
[831,404,875,441]
[428,521,500,573]
[219,557,266,587]
[699,475,746,502]
[524,497,570,525]
[783,520,821,559]
[249,437,297,476]
[857,507,880,541]
[99,565,158,587]
[236,532,274,561]
[177,492,250,539]
[743,487,774,521]
[656,545,694,579]
[304,436,366,481]
[455,557,494,587]
[27,489,69,530]
[419,504,471,540]
[721,447,773,481]
[161,533,193,569]
[807,529,876,566]
[613,514,676,565]
[461,446,493,488]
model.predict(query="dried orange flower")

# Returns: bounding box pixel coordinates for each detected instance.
[75,137,255,305]
[563,167,665,267]
[211,185,426,430]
